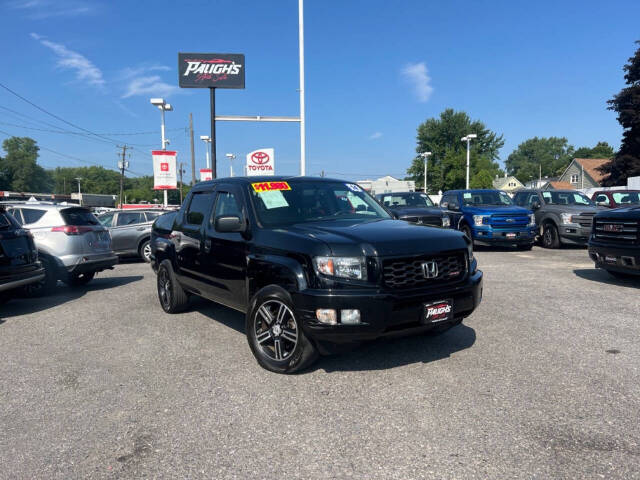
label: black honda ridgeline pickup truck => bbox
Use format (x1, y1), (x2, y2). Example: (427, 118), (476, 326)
(151, 177), (483, 373)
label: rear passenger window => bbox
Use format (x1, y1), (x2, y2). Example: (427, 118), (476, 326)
(186, 192), (215, 225)
(21, 209), (46, 224)
(7, 209), (23, 225)
(116, 212), (144, 226)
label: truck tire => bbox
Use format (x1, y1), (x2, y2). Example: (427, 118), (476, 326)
(157, 259), (189, 313)
(541, 222), (560, 249)
(246, 286), (318, 374)
(460, 224), (473, 243)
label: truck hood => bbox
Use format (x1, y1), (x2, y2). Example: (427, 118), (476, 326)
(595, 205), (640, 219)
(462, 205), (531, 215)
(389, 207), (445, 218)
(286, 219), (467, 257)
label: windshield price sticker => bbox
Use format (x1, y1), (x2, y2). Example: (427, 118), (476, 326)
(252, 181), (291, 193)
(346, 183), (362, 192)
(463, 193), (472, 199)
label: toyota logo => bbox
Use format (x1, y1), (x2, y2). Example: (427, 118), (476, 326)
(251, 151), (270, 165)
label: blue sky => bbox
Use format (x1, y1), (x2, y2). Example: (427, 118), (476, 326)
(1, 0), (638, 183)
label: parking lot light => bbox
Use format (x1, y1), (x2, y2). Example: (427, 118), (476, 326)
(461, 134), (478, 189)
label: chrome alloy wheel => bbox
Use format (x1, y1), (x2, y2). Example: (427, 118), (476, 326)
(142, 243), (152, 262)
(254, 300), (299, 361)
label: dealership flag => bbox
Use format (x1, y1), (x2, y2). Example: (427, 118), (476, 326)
(152, 150), (178, 190)
(246, 148), (275, 176)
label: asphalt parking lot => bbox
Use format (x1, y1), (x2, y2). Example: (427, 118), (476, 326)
(1, 247), (640, 479)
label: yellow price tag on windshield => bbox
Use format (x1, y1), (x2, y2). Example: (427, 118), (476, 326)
(251, 181), (291, 193)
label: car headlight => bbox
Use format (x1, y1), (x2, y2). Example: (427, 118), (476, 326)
(314, 256), (367, 280)
(528, 214), (535, 227)
(473, 215), (489, 226)
(442, 215), (451, 228)
(560, 213), (575, 225)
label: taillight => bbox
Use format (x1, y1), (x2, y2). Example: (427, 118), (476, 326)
(51, 225), (93, 235)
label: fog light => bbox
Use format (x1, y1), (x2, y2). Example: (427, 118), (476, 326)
(340, 309), (361, 324)
(316, 309), (337, 325)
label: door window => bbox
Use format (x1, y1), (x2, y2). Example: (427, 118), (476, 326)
(212, 192), (241, 221)
(21, 209), (46, 225)
(527, 194), (541, 207)
(7, 208), (23, 225)
(98, 212), (115, 227)
(116, 212), (144, 226)
(186, 192), (215, 225)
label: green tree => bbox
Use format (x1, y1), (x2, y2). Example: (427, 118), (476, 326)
(0, 137), (52, 192)
(470, 170), (494, 189)
(406, 109), (504, 193)
(505, 137), (574, 183)
(599, 41), (640, 186)
(574, 141), (615, 159)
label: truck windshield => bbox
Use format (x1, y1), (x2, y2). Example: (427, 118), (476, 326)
(462, 191), (514, 206)
(612, 192), (640, 204)
(250, 180), (390, 227)
(542, 191), (594, 206)
(379, 193), (434, 208)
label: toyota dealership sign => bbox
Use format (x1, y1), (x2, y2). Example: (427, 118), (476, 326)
(152, 150), (178, 190)
(246, 149), (275, 176)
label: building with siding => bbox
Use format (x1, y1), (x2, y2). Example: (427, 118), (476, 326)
(557, 158), (610, 189)
(492, 175), (524, 193)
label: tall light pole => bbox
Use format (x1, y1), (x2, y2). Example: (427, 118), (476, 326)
(200, 136), (211, 170)
(75, 177), (82, 205)
(461, 134), (477, 189)
(225, 153), (236, 177)
(299, 0), (306, 176)
(420, 152), (432, 193)
(150, 98), (173, 206)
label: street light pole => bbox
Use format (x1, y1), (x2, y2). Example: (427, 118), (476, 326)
(75, 177), (82, 205)
(461, 134), (477, 189)
(225, 153), (236, 177)
(150, 98), (173, 206)
(298, 0), (306, 176)
(420, 152), (432, 193)
(200, 136), (211, 170)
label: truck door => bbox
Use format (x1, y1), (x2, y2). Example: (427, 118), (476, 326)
(199, 186), (247, 311)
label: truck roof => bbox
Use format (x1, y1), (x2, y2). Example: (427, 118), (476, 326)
(192, 176), (349, 192)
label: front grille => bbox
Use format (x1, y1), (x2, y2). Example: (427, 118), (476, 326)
(572, 212), (596, 228)
(402, 215), (442, 227)
(593, 217), (640, 244)
(382, 252), (466, 288)
(489, 214), (529, 228)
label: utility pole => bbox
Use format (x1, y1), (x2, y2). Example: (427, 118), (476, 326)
(189, 113), (196, 185)
(117, 145), (129, 208)
(178, 162), (185, 203)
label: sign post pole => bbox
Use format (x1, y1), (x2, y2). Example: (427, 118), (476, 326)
(210, 87), (216, 179)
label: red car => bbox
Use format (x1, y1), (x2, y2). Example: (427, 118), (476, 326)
(591, 190), (640, 208)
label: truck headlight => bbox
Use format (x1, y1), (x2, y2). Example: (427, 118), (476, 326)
(560, 213), (575, 225)
(473, 215), (489, 226)
(442, 215), (451, 228)
(528, 214), (535, 227)
(314, 256), (367, 280)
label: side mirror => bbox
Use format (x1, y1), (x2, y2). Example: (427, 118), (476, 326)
(440, 202), (448, 209)
(531, 201), (540, 210)
(215, 215), (245, 233)
(449, 203), (460, 211)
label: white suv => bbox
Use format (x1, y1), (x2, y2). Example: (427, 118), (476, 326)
(7, 204), (118, 293)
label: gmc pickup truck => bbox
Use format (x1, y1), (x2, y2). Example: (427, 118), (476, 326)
(151, 177), (482, 373)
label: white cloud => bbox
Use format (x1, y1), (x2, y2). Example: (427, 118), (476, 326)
(119, 65), (171, 80)
(401, 62), (433, 102)
(369, 132), (383, 140)
(30, 33), (105, 87)
(121, 75), (179, 99)
(9, 0), (98, 19)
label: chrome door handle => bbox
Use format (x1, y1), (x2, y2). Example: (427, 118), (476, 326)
(204, 239), (212, 252)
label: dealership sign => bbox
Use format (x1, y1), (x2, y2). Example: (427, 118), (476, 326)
(152, 150), (177, 190)
(200, 169), (213, 182)
(178, 53), (245, 89)
(246, 148), (275, 176)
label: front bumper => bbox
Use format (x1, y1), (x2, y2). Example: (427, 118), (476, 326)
(588, 242), (640, 276)
(472, 226), (536, 246)
(0, 264), (45, 293)
(559, 225), (592, 245)
(293, 270), (483, 346)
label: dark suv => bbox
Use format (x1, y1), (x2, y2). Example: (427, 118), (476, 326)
(0, 206), (44, 302)
(513, 189), (604, 248)
(97, 209), (166, 262)
(152, 177), (482, 373)
(588, 206), (640, 278)
(375, 192), (450, 228)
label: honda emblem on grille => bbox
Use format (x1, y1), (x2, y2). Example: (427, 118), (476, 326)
(422, 260), (439, 279)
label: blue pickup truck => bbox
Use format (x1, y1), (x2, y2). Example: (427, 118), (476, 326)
(440, 189), (536, 250)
